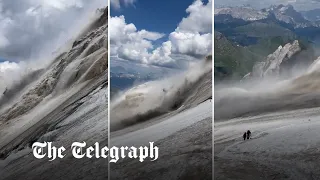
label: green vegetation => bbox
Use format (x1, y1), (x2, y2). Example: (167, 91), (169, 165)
(214, 31), (262, 80)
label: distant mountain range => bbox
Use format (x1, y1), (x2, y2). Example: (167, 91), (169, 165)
(301, 8), (320, 22)
(215, 4), (319, 80)
(215, 5), (320, 29)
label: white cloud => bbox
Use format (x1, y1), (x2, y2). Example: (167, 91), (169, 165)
(110, 16), (169, 65)
(43, 0), (84, 10)
(111, 0), (136, 10)
(170, 0), (212, 57)
(0, 61), (19, 73)
(0, 61), (21, 92)
(0, 0), (105, 61)
(110, 0), (212, 68)
(177, 0), (212, 34)
(169, 32), (212, 57)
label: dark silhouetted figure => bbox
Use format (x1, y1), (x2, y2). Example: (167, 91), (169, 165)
(247, 130), (251, 139)
(243, 132), (246, 141)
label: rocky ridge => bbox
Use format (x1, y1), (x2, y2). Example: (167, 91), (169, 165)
(243, 40), (301, 79)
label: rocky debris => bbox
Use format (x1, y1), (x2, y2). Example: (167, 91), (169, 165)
(244, 40), (301, 79)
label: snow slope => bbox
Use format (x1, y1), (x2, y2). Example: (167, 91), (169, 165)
(215, 107), (320, 180)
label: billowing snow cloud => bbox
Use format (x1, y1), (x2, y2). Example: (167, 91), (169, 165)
(110, 0), (212, 68)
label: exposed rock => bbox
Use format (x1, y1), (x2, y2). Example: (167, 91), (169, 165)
(244, 40), (301, 79)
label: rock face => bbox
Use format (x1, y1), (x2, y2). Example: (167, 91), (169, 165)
(245, 40), (301, 79)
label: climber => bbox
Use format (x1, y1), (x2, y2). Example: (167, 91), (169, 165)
(247, 130), (251, 139)
(243, 132), (246, 141)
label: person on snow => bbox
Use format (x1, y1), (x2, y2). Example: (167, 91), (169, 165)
(247, 130), (251, 139)
(243, 132), (246, 141)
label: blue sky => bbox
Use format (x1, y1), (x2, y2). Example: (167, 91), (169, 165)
(111, 0), (206, 35)
(110, 0), (212, 70)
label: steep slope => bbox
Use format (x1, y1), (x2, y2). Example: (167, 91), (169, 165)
(110, 56), (212, 131)
(110, 57), (212, 180)
(244, 40), (301, 79)
(0, 7), (108, 180)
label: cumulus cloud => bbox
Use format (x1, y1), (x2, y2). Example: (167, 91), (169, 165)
(110, 0), (212, 68)
(177, 0), (212, 34)
(169, 0), (212, 58)
(110, 16), (171, 66)
(169, 32), (212, 57)
(0, 61), (19, 73)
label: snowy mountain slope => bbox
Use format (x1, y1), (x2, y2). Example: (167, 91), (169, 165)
(110, 58), (212, 180)
(110, 57), (212, 131)
(0, 7), (108, 180)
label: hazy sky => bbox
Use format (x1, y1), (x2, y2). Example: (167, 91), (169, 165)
(0, 0), (106, 62)
(215, 0), (320, 11)
(0, 0), (106, 91)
